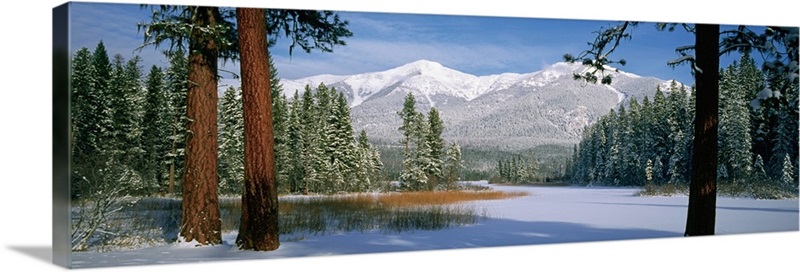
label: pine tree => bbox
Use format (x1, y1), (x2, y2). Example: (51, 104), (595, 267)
(286, 90), (305, 194)
(300, 86), (321, 194)
(91, 42), (114, 152)
(651, 88), (672, 173)
(70, 47), (102, 198)
(653, 156), (665, 185)
(180, 6), (225, 246)
(621, 98), (643, 185)
(164, 48), (188, 195)
(268, 54), (290, 193)
(781, 154), (795, 184)
(398, 92), (418, 158)
(92, 41), (111, 92)
(325, 90), (358, 192)
(591, 117), (608, 183)
(645, 159), (654, 185)
(425, 107), (445, 188)
(236, 8), (281, 250)
(769, 105), (797, 179)
(70, 48), (94, 154)
(753, 154), (767, 183)
(668, 130), (689, 184)
(356, 130), (382, 191)
(141, 65), (173, 193)
(397, 93), (431, 190)
(603, 109), (620, 184)
(218, 86), (244, 195)
(718, 61), (754, 183)
(443, 142), (463, 190)
(412, 112), (435, 190)
(109, 55), (145, 167)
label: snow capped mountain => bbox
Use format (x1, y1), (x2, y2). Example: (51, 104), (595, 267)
(284, 60), (531, 107)
(281, 60), (679, 150)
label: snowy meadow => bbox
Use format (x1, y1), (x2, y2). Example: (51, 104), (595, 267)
(71, 181), (799, 268)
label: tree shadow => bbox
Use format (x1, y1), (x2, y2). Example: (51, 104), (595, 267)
(247, 218), (685, 258)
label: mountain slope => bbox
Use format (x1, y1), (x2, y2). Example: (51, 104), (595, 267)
(282, 60), (680, 151)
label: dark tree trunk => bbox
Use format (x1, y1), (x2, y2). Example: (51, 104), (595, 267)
(685, 24), (720, 236)
(180, 6), (222, 245)
(235, 7), (280, 251)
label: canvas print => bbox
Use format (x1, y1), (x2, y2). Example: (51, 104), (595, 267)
(53, 1), (799, 269)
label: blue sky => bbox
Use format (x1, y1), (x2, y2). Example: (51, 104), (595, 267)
(69, 2), (769, 86)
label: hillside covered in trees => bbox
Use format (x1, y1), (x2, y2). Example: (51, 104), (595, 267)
(568, 53), (798, 198)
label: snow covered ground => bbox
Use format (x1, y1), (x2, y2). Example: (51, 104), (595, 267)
(69, 181), (799, 269)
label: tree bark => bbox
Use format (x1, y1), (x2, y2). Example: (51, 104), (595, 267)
(685, 24), (720, 236)
(235, 7), (280, 251)
(180, 6), (222, 245)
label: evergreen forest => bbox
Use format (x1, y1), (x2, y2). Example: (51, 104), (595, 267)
(70, 41), (387, 200)
(567, 53), (798, 197)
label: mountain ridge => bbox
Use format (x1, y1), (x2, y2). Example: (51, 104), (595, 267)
(280, 60), (683, 151)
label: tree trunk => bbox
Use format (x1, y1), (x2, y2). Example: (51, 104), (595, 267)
(685, 24), (720, 236)
(235, 7), (280, 251)
(180, 6), (222, 246)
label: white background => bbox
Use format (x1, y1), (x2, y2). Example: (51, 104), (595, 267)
(1, 0), (798, 271)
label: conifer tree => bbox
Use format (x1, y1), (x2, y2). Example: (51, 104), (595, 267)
(603, 110), (620, 183)
(621, 98), (643, 185)
(425, 107), (445, 188)
(286, 91), (305, 194)
(355, 130), (383, 191)
(668, 130), (689, 184)
(70, 47), (101, 198)
(300, 86), (321, 194)
(651, 88), (671, 169)
(90, 41), (115, 155)
(411, 112), (435, 190)
(443, 142), (463, 189)
(753, 154), (767, 183)
(718, 61), (754, 183)
(396, 93), (429, 190)
(268, 54), (290, 192)
(653, 156), (665, 185)
(398, 92), (418, 156)
(70, 48), (95, 156)
(218, 86), (244, 195)
(164, 49), (188, 195)
(645, 159), (654, 185)
(769, 106), (797, 179)
(109, 55), (145, 163)
(141, 65), (173, 193)
(781, 154), (795, 184)
(325, 90), (358, 192)
(92, 41), (111, 94)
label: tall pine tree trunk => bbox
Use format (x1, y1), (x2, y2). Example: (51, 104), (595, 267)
(180, 6), (222, 245)
(685, 24), (720, 236)
(235, 7), (280, 251)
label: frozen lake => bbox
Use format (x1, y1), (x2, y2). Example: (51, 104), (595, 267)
(71, 182), (799, 268)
